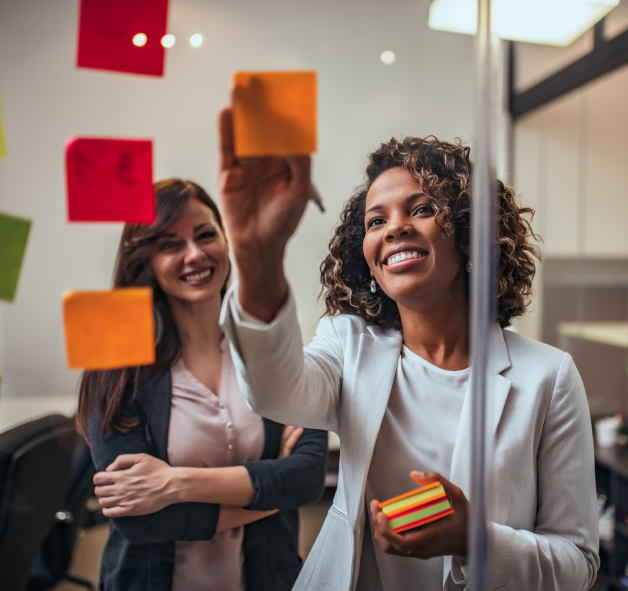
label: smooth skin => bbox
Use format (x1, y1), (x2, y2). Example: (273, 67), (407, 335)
(93, 197), (303, 533)
(218, 106), (469, 557)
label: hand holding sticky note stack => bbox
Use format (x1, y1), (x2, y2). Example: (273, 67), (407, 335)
(379, 481), (453, 534)
(231, 70), (324, 211)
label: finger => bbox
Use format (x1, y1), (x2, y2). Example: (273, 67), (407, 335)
(219, 106), (236, 171)
(106, 454), (143, 472)
(102, 506), (133, 519)
(97, 496), (122, 508)
(282, 427), (304, 456)
(93, 471), (118, 486)
(94, 485), (119, 498)
(281, 425), (299, 445)
(410, 470), (441, 485)
(286, 155), (311, 196)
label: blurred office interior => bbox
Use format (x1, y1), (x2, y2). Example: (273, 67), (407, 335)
(1, 0), (628, 589)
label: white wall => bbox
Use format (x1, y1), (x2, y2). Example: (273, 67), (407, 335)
(512, 1), (628, 340)
(0, 0), (476, 406)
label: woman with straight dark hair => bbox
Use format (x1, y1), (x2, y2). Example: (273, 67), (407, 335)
(216, 107), (599, 591)
(78, 179), (327, 591)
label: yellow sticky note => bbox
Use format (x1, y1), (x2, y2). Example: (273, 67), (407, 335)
(0, 84), (6, 158)
(233, 71), (317, 157)
(63, 288), (155, 370)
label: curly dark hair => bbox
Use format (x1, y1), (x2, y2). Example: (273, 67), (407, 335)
(320, 136), (540, 329)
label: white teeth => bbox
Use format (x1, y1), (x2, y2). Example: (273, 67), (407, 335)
(183, 269), (212, 282)
(387, 251), (423, 265)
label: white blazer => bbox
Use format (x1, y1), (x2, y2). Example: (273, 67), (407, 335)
(220, 284), (599, 591)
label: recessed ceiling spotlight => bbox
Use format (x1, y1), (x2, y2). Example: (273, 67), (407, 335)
(161, 34), (175, 48)
(132, 33), (147, 47)
(190, 34), (203, 47)
(380, 50), (396, 65)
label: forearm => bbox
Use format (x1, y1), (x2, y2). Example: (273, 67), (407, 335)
(449, 525), (598, 591)
(216, 505), (277, 533)
(171, 465), (256, 507)
(235, 250), (288, 322)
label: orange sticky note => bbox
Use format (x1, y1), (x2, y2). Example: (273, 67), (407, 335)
(233, 71), (317, 157)
(63, 288), (155, 370)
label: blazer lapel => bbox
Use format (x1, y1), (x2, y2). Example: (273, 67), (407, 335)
(450, 325), (512, 509)
(341, 328), (402, 528)
(136, 371), (173, 461)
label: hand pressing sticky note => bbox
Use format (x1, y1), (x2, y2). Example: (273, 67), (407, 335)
(77, 0), (169, 77)
(233, 71), (317, 157)
(66, 137), (155, 223)
(0, 212), (32, 302)
(63, 288), (155, 370)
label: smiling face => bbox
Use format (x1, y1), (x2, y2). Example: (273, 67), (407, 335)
(363, 167), (466, 311)
(148, 197), (229, 306)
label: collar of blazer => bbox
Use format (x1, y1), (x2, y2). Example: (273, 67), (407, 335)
(342, 322), (512, 530)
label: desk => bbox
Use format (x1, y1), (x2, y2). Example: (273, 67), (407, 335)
(595, 445), (628, 589)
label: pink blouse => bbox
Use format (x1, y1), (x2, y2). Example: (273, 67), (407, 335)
(167, 338), (265, 591)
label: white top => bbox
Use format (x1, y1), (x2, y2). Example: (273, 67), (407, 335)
(357, 346), (469, 591)
(167, 339), (265, 591)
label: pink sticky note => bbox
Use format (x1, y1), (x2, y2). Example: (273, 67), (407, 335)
(65, 137), (155, 223)
(76, 0), (169, 77)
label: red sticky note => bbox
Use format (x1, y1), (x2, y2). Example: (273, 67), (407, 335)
(77, 0), (169, 77)
(233, 71), (317, 157)
(65, 137), (155, 223)
(63, 288), (155, 370)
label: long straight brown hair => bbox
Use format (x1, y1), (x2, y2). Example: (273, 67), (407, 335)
(77, 179), (229, 439)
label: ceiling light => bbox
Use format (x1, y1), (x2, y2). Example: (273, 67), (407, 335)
(381, 50), (396, 64)
(132, 33), (147, 47)
(161, 34), (175, 48)
(428, 0), (619, 46)
(190, 34), (203, 47)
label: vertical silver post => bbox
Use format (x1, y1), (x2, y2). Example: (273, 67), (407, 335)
(469, 0), (498, 590)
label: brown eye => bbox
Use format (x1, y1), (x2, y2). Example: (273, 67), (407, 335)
(158, 240), (177, 251)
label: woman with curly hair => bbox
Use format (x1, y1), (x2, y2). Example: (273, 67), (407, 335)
(217, 108), (599, 591)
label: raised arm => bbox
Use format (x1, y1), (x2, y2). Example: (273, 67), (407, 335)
(217, 107), (312, 323)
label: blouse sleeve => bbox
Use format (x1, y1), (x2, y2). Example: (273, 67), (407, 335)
(87, 396), (221, 545)
(242, 427), (328, 512)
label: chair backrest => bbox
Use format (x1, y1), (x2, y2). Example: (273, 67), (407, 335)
(27, 434), (98, 591)
(0, 414), (76, 591)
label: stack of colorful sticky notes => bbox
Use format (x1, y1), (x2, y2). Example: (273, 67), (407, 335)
(379, 482), (453, 534)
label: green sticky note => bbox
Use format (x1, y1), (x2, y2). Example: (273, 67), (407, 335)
(0, 213), (31, 302)
(0, 85), (6, 158)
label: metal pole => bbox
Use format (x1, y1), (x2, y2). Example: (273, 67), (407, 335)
(469, 0), (498, 589)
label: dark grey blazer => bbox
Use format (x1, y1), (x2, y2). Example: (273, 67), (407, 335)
(88, 370), (328, 591)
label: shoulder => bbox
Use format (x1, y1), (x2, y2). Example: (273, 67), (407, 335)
(502, 329), (580, 387)
(502, 329), (565, 366)
(317, 313), (398, 341)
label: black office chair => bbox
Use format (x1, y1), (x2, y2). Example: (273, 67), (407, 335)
(0, 414), (76, 591)
(27, 433), (99, 591)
